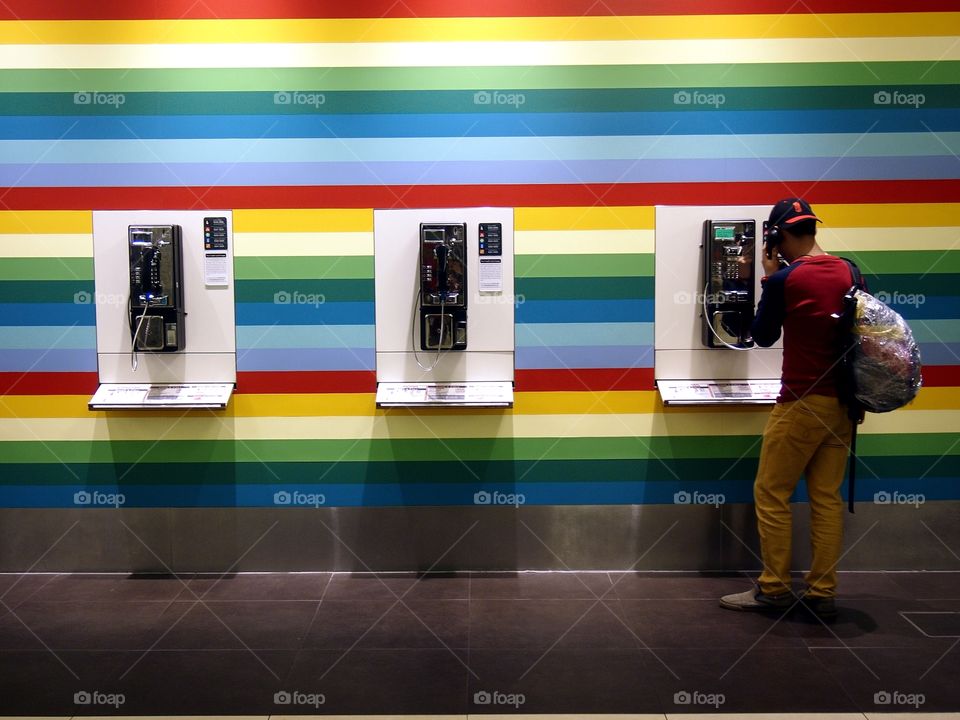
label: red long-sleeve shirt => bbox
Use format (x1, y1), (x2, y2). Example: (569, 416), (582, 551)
(752, 254), (860, 402)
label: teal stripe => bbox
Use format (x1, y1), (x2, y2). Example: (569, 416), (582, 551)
(235, 279), (372, 303)
(1, 86), (959, 115)
(0, 326), (95, 350)
(517, 322), (652, 347)
(5, 132), (960, 164)
(910, 319), (960, 344)
(236, 325), (374, 349)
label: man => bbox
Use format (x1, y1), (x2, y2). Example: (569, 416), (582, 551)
(720, 198), (857, 619)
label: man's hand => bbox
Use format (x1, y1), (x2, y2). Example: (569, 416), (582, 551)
(761, 247), (782, 277)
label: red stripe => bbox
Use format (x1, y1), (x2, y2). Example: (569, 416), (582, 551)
(0, 371), (98, 396)
(4, 180), (960, 211)
(516, 368), (655, 392)
(236, 370), (375, 394)
(1, 0), (951, 20)
(1, 367), (957, 396)
(919, 365), (960, 388)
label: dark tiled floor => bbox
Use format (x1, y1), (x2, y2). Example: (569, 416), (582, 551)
(0, 570), (957, 715)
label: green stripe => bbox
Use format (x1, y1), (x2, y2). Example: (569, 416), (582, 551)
(845, 251), (960, 275)
(870, 274), (960, 297)
(0, 258), (93, 281)
(3, 85), (958, 115)
(2, 63), (958, 92)
(517, 254), (652, 278)
(1, 455), (957, 485)
(234, 256), (373, 280)
(4, 434), (956, 464)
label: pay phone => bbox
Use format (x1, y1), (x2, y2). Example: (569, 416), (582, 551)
(701, 219), (755, 349)
(128, 224), (185, 353)
(419, 223), (467, 351)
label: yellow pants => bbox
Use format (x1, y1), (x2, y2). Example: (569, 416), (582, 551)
(754, 394), (853, 598)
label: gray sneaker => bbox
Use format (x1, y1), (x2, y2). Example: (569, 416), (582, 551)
(719, 588), (793, 612)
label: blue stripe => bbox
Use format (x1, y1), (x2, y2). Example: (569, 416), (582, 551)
(0, 477), (954, 508)
(518, 300), (652, 324)
(236, 323), (653, 349)
(4, 155), (959, 186)
(0, 304), (94, 326)
(1, 110), (958, 140)
(0, 348), (96, 372)
(4, 133), (959, 163)
(235, 302), (374, 325)
(916, 343), (960, 365)
(516, 345), (653, 369)
(237, 347), (375, 371)
(1, 299), (953, 328)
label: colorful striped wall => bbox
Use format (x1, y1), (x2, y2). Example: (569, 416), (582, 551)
(1, 1), (958, 508)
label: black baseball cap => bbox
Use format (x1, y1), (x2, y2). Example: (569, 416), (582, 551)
(769, 198), (821, 229)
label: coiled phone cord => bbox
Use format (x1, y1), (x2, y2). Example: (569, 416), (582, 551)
(702, 283), (753, 352)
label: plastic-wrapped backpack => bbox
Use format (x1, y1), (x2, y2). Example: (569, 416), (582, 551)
(835, 260), (922, 513)
(837, 266), (922, 414)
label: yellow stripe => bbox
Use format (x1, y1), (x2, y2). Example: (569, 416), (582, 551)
(233, 209), (372, 233)
(1, 14), (956, 44)
(2, 388), (957, 421)
(517, 206), (654, 231)
(8, 38), (956, 70)
(2, 409), (958, 442)
(0, 234), (92, 258)
(0, 211), (91, 234)
(517, 229), (654, 255)
(0, 207), (953, 238)
(235, 232), (373, 257)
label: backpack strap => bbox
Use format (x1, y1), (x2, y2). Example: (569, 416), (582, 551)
(838, 258), (866, 512)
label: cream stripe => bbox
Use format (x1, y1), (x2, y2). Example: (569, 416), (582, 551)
(820, 227), (960, 253)
(517, 229), (652, 255)
(0, 234), (92, 258)
(4, 38), (958, 69)
(2, 410), (957, 442)
(235, 232), (373, 257)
